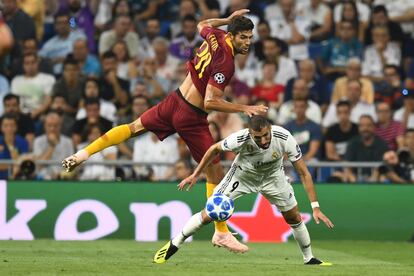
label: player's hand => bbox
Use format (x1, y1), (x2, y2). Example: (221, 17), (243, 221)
(243, 105), (269, 117)
(312, 208), (334, 229)
(178, 174), (198, 191)
(228, 9), (250, 20)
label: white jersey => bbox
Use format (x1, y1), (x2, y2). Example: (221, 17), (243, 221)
(220, 125), (302, 178)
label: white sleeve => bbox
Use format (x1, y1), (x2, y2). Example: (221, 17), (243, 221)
(285, 134), (302, 162)
(220, 131), (248, 152)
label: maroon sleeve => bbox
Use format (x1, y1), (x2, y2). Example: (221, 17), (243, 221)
(200, 26), (226, 39)
(207, 52), (234, 91)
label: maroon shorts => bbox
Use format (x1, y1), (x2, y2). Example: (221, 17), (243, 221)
(141, 89), (218, 163)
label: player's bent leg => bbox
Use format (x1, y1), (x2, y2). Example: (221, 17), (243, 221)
(282, 206), (332, 266)
(62, 118), (147, 172)
(153, 211), (212, 264)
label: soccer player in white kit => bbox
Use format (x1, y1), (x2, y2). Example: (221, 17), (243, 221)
(154, 115), (334, 265)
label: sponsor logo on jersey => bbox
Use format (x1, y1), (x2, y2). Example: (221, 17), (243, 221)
(214, 73), (225, 84)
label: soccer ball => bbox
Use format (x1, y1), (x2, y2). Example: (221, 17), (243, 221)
(205, 193), (234, 221)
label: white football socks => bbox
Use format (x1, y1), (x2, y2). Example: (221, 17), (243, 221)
(290, 221), (313, 263)
(172, 212), (204, 247)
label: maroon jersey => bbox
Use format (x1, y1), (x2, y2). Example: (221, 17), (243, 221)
(187, 27), (235, 98)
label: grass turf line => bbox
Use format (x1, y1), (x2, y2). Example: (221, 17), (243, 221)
(0, 240), (413, 276)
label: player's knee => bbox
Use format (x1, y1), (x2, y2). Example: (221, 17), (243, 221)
(128, 119), (145, 136)
(284, 213), (301, 225)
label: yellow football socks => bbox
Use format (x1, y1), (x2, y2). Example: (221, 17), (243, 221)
(84, 124), (132, 156)
(206, 182), (229, 233)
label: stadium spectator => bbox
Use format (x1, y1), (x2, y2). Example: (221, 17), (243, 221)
(375, 102), (405, 151)
(39, 11), (86, 75)
(284, 59), (329, 111)
(197, 0), (221, 21)
(174, 159), (193, 181)
(78, 124), (117, 180)
(379, 129), (414, 183)
(71, 97), (113, 147)
(266, 0), (311, 61)
(323, 79), (376, 128)
(117, 95), (151, 160)
(3, 0), (36, 58)
(335, 0), (368, 42)
(262, 37), (297, 86)
(324, 100), (359, 161)
(59, 0), (95, 53)
(112, 40), (135, 81)
(0, 74), (10, 115)
(344, 115), (388, 182)
(98, 51), (130, 108)
(168, 0), (198, 39)
(170, 61), (189, 91)
(0, 94), (35, 150)
(393, 89), (414, 129)
(152, 37), (180, 81)
(405, 59), (414, 90)
(10, 52), (56, 118)
(76, 78), (117, 123)
(133, 133), (179, 181)
(234, 53), (259, 88)
(0, 114), (29, 179)
(72, 39), (101, 77)
(364, 5), (404, 46)
(18, 0), (45, 41)
(49, 95), (75, 137)
(139, 18), (161, 58)
(224, 0), (263, 20)
(34, 112), (73, 180)
(130, 56), (170, 103)
(253, 20), (271, 61)
(374, 65), (404, 110)
(284, 98), (322, 161)
(170, 15), (203, 61)
(9, 38), (54, 77)
(362, 26), (401, 83)
(278, 79), (322, 125)
(251, 62), (284, 109)
(223, 77), (252, 106)
(93, 0), (115, 31)
(296, 0), (332, 43)
(99, 14), (142, 59)
(331, 58), (374, 104)
(318, 21), (363, 81)
(51, 56), (86, 116)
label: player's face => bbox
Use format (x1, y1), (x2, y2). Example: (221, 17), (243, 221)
(250, 126), (271, 149)
(231, 30), (253, 55)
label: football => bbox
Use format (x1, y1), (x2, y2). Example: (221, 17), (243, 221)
(205, 193), (234, 221)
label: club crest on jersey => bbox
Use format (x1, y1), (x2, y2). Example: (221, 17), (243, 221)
(272, 152), (278, 159)
(214, 73), (225, 84)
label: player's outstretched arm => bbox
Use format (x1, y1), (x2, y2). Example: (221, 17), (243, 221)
(197, 8), (250, 32)
(204, 84), (268, 116)
(178, 142), (223, 191)
(293, 159), (334, 229)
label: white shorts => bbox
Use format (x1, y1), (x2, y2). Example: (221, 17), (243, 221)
(213, 165), (298, 212)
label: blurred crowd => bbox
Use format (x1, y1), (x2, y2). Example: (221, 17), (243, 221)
(0, 0), (414, 183)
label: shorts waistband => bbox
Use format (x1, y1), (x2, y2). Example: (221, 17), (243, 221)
(175, 89), (208, 116)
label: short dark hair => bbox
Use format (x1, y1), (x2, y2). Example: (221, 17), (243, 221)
(84, 97), (100, 107)
(54, 11), (70, 21)
(336, 100), (351, 109)
(101, 50), (117, 60)
(3, 94), (20, 105)
(182, 14), (197, 24)
(132, 95), (151, 106)
(23, 52), (38, 61)
(258, 19), (270, 28)
(63, 55), (79, 69)
(248, 115), (271, 132)
(373, 5), (388, 16)
(2, 113), (18, 125)
(227, 16), (254, 35)
(359, 114), (375, 124)
(405, 128), (414, 135)
(383, 64), (399, 73)
(264, 37), (288, 54)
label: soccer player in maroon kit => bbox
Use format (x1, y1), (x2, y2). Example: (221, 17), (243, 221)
(63, 9), (268, 253)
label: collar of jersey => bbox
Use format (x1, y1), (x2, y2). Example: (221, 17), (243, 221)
(225, 35), (234, 56)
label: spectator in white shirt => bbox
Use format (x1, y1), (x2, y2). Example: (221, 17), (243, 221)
(278, 79), (322, 125)
(267, 0), (311, 60)
(11, 53), (55, 119)
(152, 37), (180, 81)
(393, 90), (414, 129)
(323, 79), (376, 128)
(362, 26), (401, 83)
(262, 37), (297, 86)
(296, 0), (333, 42)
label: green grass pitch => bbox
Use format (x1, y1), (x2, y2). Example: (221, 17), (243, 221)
(0, 240), (413, 275)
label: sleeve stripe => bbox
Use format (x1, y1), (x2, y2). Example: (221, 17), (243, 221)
(272, 131), (288, 139)
(273, 134), (288, 141)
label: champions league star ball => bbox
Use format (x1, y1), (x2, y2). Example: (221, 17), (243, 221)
(205, 193), (234, 221)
